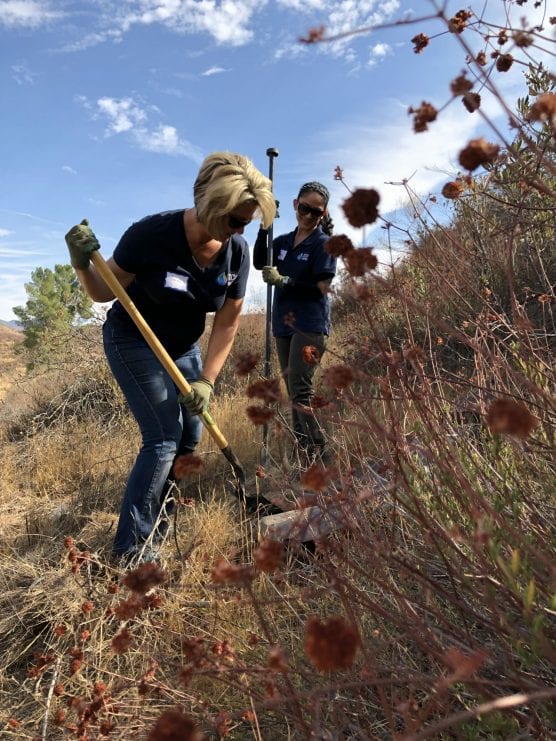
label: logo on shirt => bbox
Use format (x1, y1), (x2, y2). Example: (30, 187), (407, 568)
(217, 272), (237, 286)
(297, 253), (309, 261)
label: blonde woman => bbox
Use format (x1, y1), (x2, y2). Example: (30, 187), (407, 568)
(65, 152), (275, 564)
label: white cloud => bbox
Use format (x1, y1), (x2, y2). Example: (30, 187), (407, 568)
(97, 96), (148, 135)
(0, 0), (62, 28)
(81, 95), (203, 162)
(201, 66), (229, 77)
(62, 165), (77, 175)
(11, 62), (37, 85)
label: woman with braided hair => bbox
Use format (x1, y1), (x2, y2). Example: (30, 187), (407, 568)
(253, 181), (337, 465)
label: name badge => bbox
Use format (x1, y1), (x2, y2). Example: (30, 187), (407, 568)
(164, 273), (189, 292)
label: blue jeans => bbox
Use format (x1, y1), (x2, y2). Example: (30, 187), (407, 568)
(103, 315), (202, 556)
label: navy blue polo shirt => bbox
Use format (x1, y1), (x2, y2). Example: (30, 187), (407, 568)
(271, 226), (336, 337)
(108, 209), (249, 358)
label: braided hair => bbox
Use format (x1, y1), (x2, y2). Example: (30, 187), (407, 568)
(297, 181), (334, 236)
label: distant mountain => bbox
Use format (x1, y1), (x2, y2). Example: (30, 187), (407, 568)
(0, 319), (22, 331)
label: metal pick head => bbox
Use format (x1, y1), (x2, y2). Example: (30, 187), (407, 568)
(266, 147), (279, 158)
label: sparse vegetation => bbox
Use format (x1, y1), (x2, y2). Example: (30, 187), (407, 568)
(1, 5), (554, 740)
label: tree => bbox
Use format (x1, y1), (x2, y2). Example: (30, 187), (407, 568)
(13, 264), (94, 369)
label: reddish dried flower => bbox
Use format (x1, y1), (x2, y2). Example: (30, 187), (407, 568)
(81, 600), (94, 614)
(64, 535), (75, 549)
(211, 557), (254, 585)
(311, 394), (330, 409)
(302, 345), (320, 366)
(111, 628), (133, 655)
(442, 181), (464, 199)
(69, 658), (82, 675)
(475, 50), (487, 65)
(99, 719), (115, 735)
(496, 53), (514, 72)
(512, 30), (533, 47)
(147, 709), (204, 741)
(107, 581), (119, 594)
(411, 33), (429, 53)
(214, 711), (233, 738)
(459, 138), (499, 171)
(409, 101), (438, 132)
(448, 9), (472, 33)
(80, 629), (91, 642)
(267, 645), (289, 673)
(8, 718), (21, 729)
(301, 463), (333, 492)
(235, 351), (260, 376)
(537, 293), (552, 304)
(299, 25), (326, 44)
(486, 398), (537, 439)
(54, 709), (66, 726)
(255, 465), (266, 479)
(53, 682), (65, 696)
(462, 92), (481, 112)
(333, 166), (344, 182)
(123, 562), (166, 594)
(342, 188), (380, 227)
(304, 615), (361, 671)
(144, 592), (164, 609)
(246, 405), (274, 425)
(53, 624), (67, 637)
(325, 234), (354, 257)
(403, 344), (425, 363)
(246, 378), (282, 402)
(247, 633), (260, 646)
(497, 28), (509, 45)
(443, 647), (487, 678)
(323, 364), (356, 390)
(254, 539), (283, 573)
(344, 247), (378, 276)
(173, 453), (204, 479)
(528, 93), (556, 128)
(450, 73), (473, 95)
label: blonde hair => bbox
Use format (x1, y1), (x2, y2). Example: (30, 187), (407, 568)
(194, 152), (276, 239)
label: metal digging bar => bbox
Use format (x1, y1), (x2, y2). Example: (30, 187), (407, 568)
(90, 250), (248, 502)
(261, 146), (279, 466)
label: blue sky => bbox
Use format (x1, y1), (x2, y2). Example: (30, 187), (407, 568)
(0, 0), (551, 321)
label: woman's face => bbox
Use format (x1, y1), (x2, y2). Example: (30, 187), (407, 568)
(293, 191), (327, 231)
(216, 200), (259, 242)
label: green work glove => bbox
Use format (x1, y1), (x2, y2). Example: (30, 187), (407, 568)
(64, 218), (100, 270)
(179, 377), (214, 416)
(262, 265), (290, 288)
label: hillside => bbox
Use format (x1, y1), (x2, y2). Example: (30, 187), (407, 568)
(0, 325), (24, 401)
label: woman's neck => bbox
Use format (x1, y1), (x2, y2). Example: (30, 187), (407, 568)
(294, 225), (316, 246)
(184, 208), (222, 266)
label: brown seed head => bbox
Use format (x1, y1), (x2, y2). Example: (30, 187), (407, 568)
(496, 53), (514, 72)
(123, 562), (167, 594)
(448, 10), (472, 33)
(459, 138), (499, 170)
(409, 101), (437, 132)
(411, 33), (429, 53)
(246, 405), (274, 425)
(344, 247), (378, 277)
(173, 453), (204, 479)
(235, 351), (260, 376)
(246, 377), (282, 402)
(333, 165), (344, 181)
(528, 93), (556, 129)
(147, 709), (204, 741)
(323, 364), (356, 390)
(486, 398), (537, 439)
(211, 557), (254, 584)
(442, 181), (464, 199)
(497, 28), (509, 45)
(325, 234), (354, 257)
(512, 30), (533, 47)
(301, 463), (333, 492)
(462, 92), (481, 112)
(302, 345), (320, 366)
(304, 615), (361, 671)
(267, 645), (289, 673)
(299, 25), (326, 44)
(254, 539), (284, 573)
(475, 51), (487, 65)
(451, 73), (473, 95)
(342, 188), (380, 227)
(111, 628), (133, 655)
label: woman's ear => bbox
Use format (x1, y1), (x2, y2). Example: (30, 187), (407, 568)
(293, 198), (298, 211)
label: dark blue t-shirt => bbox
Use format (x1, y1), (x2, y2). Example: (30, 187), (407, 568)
(271, 226), (336, 337)
(108, 209), (249, 357)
